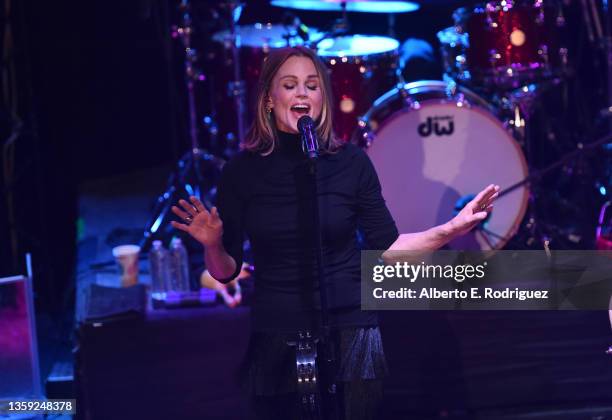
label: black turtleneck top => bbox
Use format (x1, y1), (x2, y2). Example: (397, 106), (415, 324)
(216, 131), (399, 332)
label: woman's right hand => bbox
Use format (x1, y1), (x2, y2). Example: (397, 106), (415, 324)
(170, 196), (223, 248)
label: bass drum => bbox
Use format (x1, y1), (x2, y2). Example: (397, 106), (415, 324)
(358, 81), (529, 250)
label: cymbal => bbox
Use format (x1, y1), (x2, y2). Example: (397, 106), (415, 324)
(270, 0), (420, 13)
(213, 23), (324, 48)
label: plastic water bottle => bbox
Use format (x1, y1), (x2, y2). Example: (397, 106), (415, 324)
(149, 240), (169, 301)
(169, 237), (191, 293)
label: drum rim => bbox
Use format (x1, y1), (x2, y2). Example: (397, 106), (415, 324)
(360, 80), (530, 250)
(270, 0), (420, 14)
(361, 80), (493, 122)
(317, 35), (400, 59)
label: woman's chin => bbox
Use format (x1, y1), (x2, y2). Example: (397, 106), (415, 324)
(275, 115), (303, 134)
(280, 122), (299, 134)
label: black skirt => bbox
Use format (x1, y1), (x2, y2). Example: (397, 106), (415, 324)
(239, 326), (388, 397)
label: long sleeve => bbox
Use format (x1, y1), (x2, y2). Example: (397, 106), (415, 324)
(355, 149), (399, 250)
(213, 157), (245, 282)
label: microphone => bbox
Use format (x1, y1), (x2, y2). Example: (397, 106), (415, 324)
(297, 116), (319, 159)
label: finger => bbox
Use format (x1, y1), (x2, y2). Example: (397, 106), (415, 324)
(473, 185), (499, 211)
(179, 199), (198, 216)
(478, 185), (498, 205)
(471, 207), (492, 224)
(171, 205), (190, 220)
(170, 220), (190, 232)
(210, 206), (220, 220)
(476, 193), (498, 212)
(483, 192), (499, 207)
(472, 184), (495, 204)
(189, 196), (208, 214)
(484, 185), (500, 202)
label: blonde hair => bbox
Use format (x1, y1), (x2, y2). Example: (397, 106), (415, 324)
(243, 46), (341, 155)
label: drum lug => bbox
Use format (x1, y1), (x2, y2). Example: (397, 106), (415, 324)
(509, 105), (526, 141)
(444, 80), (470, 108)
(456, 54), (467, 72)
(485, 7), (497, 30)
(227, 80), (246, 98)
(395, 83), (416, 110)
(559, 47), (569, 68)
(357, 119), (375, 148)
(445, 79), (458, 97)
(538, 44), (550, 67)
(454, 92), (470, 108)
(486, 16), (497, 30)
(489, 49), (501, 68)
(535, 9), (545, 26)
(404, 96), (420, 110)
(556, 5), (566, 27)
(202, 116), (219, 137)
(397, 82), (408, 99)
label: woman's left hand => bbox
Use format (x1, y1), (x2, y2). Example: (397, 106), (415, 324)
(447, 184), (500, 237)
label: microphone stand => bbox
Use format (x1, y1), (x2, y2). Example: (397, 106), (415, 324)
(292, 120), (340, 419)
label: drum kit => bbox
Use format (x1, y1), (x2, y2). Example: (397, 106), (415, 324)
(142, 0), (612, 252)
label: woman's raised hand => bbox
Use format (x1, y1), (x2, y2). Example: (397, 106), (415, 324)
(171, 196), (223, 247)
(448, 184), (500, 237)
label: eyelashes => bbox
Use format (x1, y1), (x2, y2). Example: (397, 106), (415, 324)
(283, 84), (319, 91)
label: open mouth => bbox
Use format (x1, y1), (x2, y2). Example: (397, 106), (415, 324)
(290, 104), (310, 116)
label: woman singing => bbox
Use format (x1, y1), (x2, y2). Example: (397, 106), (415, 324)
(171, 46), (499, 420)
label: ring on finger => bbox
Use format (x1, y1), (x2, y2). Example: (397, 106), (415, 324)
(184, 215), (193, 224)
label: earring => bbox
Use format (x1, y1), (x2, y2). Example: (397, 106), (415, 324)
(266, 97), (272, 113)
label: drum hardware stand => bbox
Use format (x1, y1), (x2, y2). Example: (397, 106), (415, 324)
(387, 13), (396, 38)
(313, 17), (350, 50)
(313, 1), (351, 48)
(493, 78), (564, 248)
(219, 0), (247, 153)
(581, 0), (612, 131)
(281, 12), (312, 45)
(483, 132), (612, 249)
(497, 79), (561, 149)
(140, 0), (223, 249)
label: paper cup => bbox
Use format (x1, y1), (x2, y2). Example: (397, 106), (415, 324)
(112, 244), (141, 287)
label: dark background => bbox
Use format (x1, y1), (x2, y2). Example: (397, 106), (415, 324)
(0, 2), (611, 418)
